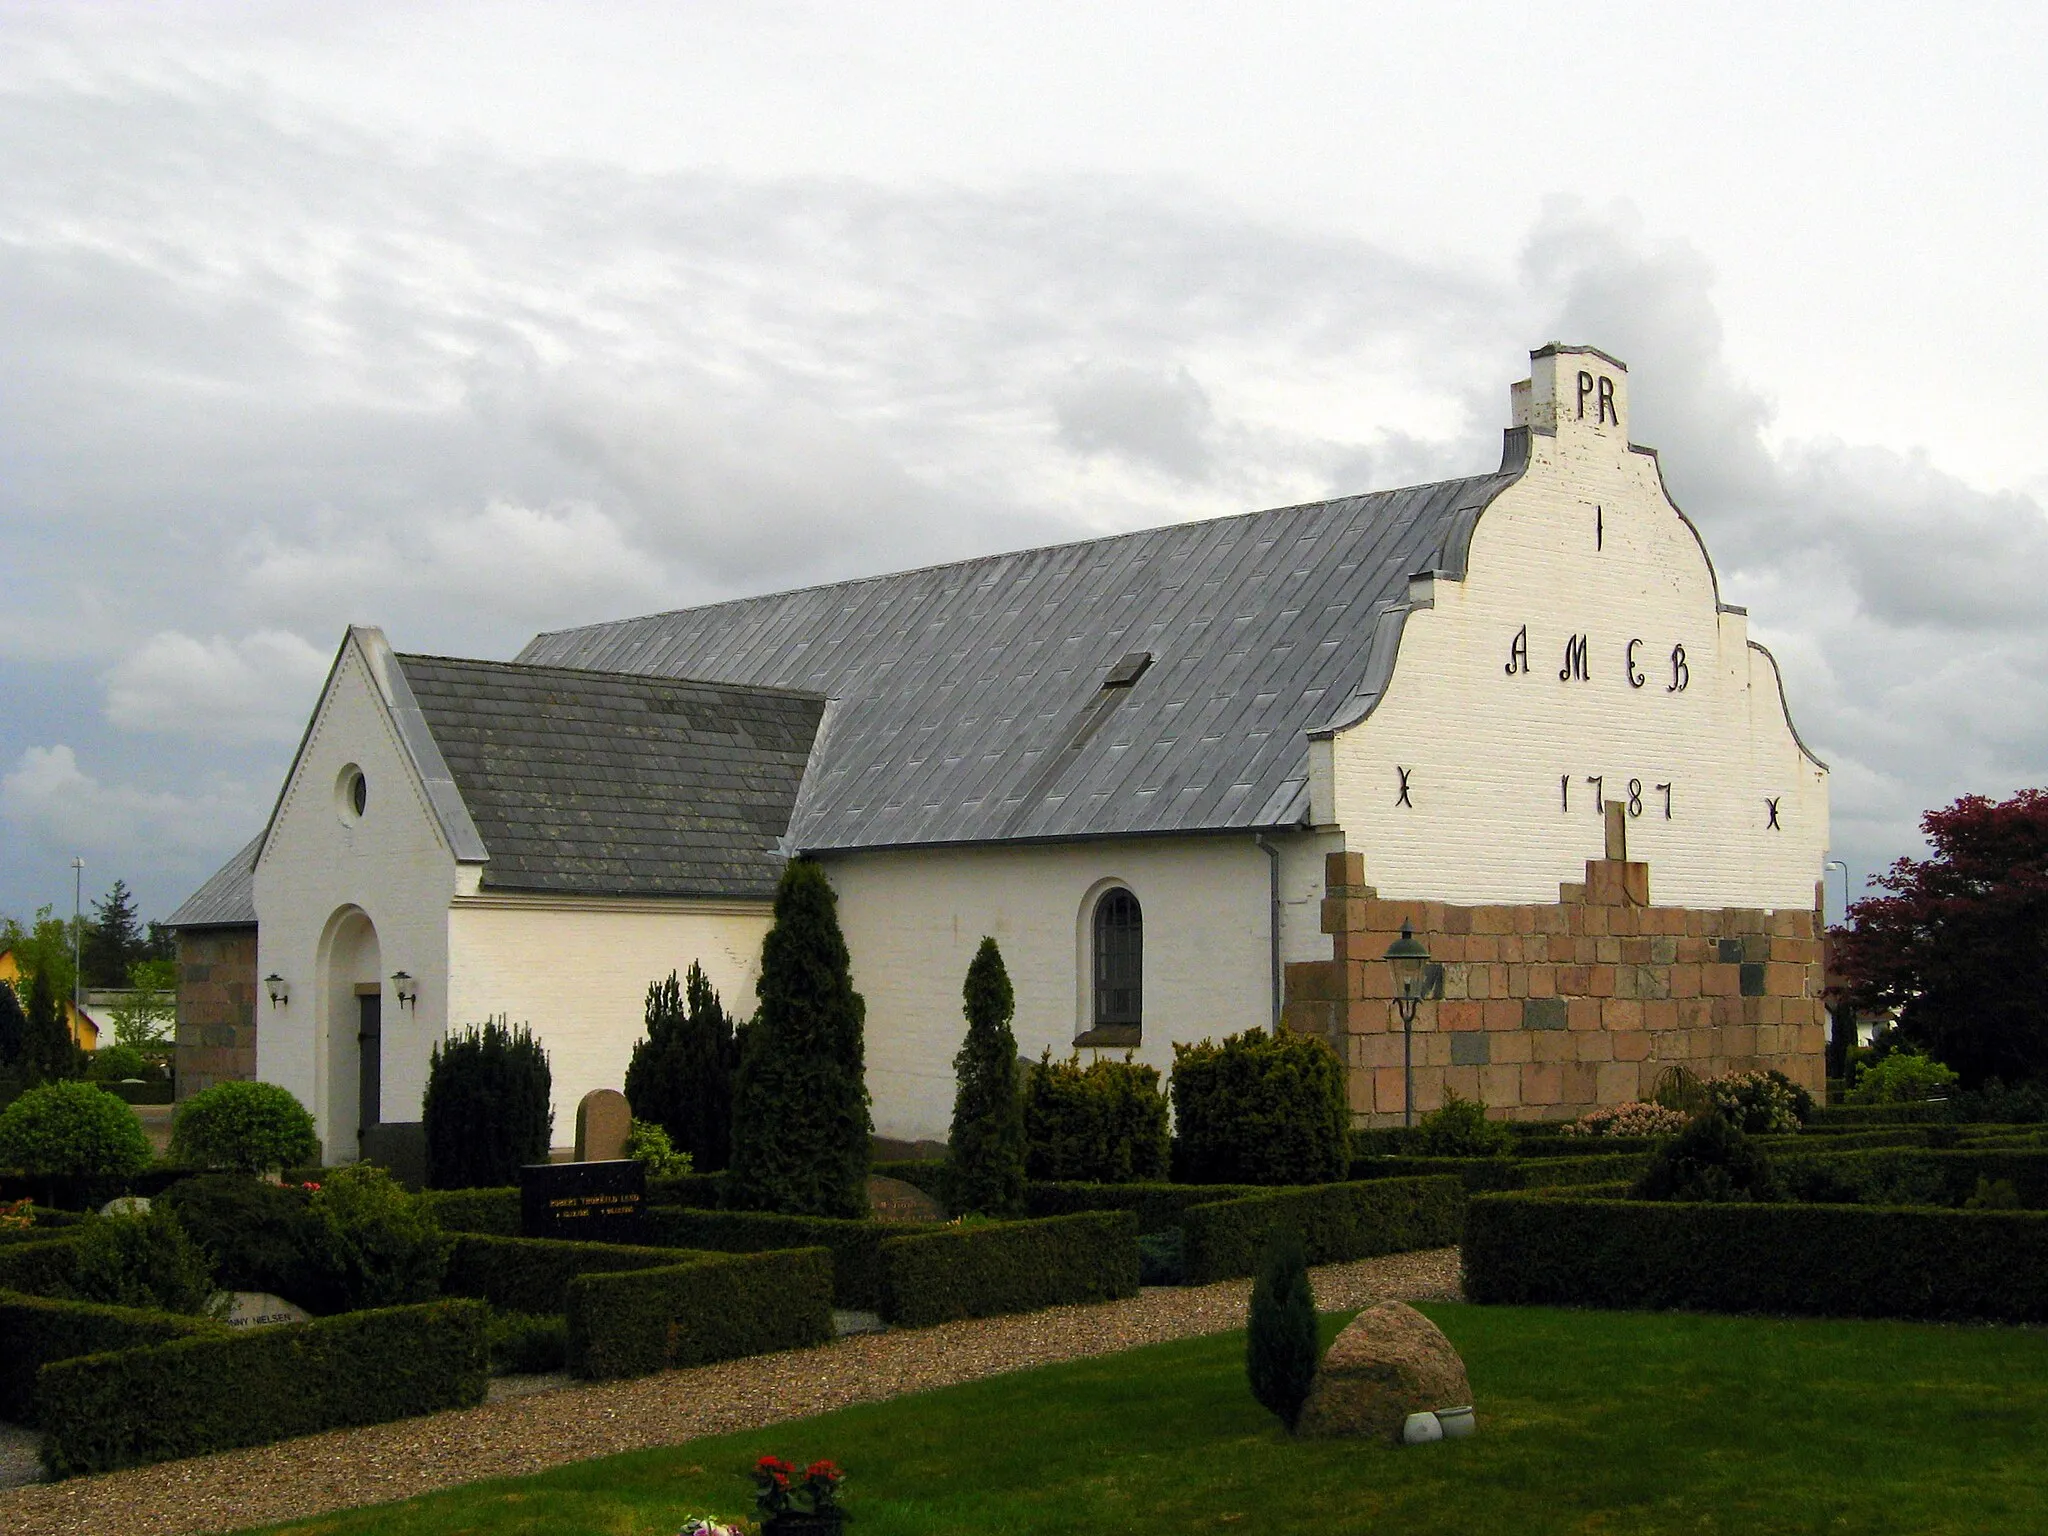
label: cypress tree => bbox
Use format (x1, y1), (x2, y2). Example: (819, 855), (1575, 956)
(945, 937), (1026, 1215)
(625, 962), (740, 1171)
(21, 965), (81, 1083)
(0, 980), (27, 1071)
(422, 1017), (554, 1188)
(726, 859), (871, 1217)
(1246, 1225), (1320, 1431)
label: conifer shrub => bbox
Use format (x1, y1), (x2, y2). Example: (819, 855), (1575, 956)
(169, 1081), (319, 1174)
(0, 1079), (151, 1180)
(726, 861), (871, 1219)
(1170, 1028), (1348, 1185)
(296, 1163), (452, 1313)
(422, 1017), (553, 1190)
(625, 964), (740, 1171)
(945, 938), (1026, 1216)
(1246, 1226), (1319, 1431)
(1632, 1114), (1781, 1203)
(17, 966), (83, 1084)
(1021, 1051), (1170, 1183)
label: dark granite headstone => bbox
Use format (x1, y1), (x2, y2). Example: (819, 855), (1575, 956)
(519, 1159), (647, 1243)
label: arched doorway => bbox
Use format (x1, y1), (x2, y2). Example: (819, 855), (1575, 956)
(319, 907), (382, 1158)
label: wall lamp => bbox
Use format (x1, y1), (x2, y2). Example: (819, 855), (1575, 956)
(1385, 922), (1446, 1129)
(391, 971), (418, 1011)
(264, 973), (290, 1008)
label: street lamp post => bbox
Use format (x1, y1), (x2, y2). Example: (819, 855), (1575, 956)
(1384, 922), (1446, 1128)
(1823, 859), (1850, 924)
(70, 857), (84, 1025)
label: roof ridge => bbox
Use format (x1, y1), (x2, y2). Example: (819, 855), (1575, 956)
(526, 468), (1515, 641)
(392, 650), (828, 700)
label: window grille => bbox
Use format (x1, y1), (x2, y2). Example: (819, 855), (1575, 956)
(1093, 888), (1142, 1029)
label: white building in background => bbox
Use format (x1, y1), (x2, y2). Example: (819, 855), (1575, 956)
(173, 345), (1829, 1158)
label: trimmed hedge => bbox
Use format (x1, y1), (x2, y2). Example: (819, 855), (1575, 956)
(1778, 1147), (2048, 1208)
(1463, 1192), (2048, 1323)
(37, 1298), (490, 1477)
(417, 1185), (520, 1236)
(1807, 1102), (1951, 1126)
(0, 1235), (82, 1297)
(1022, 1180), (1264, 1234)
(444, 1233), (719, 1315)
(880, 1211), (1139, 1326)
(566, 1247), (834, 1379)
(0, 1290), (222, 1423)
(1349, 1155), (1648, 1192)
(642, 1206), (887, 1309)
(647, 1171), (725, 1208)
(1180, 1176), (1464, 1285)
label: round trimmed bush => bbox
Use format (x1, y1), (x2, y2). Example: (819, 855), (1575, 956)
(0, 1080), (151, 1179)
(87, 1043), (150, 1083)
(170, 1081), (320, 1173)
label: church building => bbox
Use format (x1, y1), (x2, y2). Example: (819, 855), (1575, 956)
(171, 345), (1831, 1162)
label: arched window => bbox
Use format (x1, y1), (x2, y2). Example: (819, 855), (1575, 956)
(1092, 887), (1143, 1036)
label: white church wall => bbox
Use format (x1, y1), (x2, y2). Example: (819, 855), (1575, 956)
(821, 835), (1281, 1142)
(1327, 348), (1827, 912)
(252, 639), (462, 1164)
(444, 894), (773, 1147)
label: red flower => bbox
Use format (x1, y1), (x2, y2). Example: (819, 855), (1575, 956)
(805, 1461), (842, 1482)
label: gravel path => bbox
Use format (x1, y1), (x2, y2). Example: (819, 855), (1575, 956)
(0, 1247), (1461, 1536)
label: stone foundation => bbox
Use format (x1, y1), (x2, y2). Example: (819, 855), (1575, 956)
(1281, 839), (1826, 1127)
(174, 926), (258, 1101)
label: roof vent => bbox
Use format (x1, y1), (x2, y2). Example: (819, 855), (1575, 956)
(1102, 651), (1153, 689)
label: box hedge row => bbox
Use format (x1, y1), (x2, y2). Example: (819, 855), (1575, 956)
(1021, 1180), (1265, 1234)
(642, 1206), (888, 1309)
(0, 1290), (223, 1423)
(1778, 1147), (2048, 1207)
(416, 1185), (521, 1236)
(879, 1210), (1139, 1326)
(1180, 1176), (1464, 1285)
(36, 1298), (490, 1477)
(1462, 1192), (2048, 1323)
(1348, 1154), (1647, 1192)
(0, 1236), (82, 1297)
(443, 1233), (719, 1315)
(566, 1247), (834, 1380)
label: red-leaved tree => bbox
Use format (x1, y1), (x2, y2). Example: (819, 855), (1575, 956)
(1831, 788), (2048, 1086)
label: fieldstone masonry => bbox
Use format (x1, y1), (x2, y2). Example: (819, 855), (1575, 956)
(1282, 830), (1827, 1126)
(174, 927), (259, 1101)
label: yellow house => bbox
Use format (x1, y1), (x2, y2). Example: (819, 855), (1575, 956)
(0, 950), (102, 1052)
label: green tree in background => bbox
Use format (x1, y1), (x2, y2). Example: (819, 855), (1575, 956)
(1, 906), (79, 1012)
(727, 860), (871, 1218)
(945, 937), (1026, 1216)
(625, 962), (740, 1171)
(422, 1018), (554, 1189)
(82, 880), (145, 988)
(109, 957), (178, 1051)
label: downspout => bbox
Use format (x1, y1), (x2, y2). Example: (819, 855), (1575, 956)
(1254, 833), (1282, 1027)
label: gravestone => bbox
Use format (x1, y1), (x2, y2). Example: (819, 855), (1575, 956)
(222, 1291), (312, 1330)
(575, 1088), (633, 1162)
(520, 1158), (647, 1243)
(866, 1174), (944, 1223)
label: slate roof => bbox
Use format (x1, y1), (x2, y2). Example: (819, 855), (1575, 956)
(393, 655), (826, 898)
(166, 833), (262, 929)
(518, 442), (1526, 852)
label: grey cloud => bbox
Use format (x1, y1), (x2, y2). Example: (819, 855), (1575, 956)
(1052, 362), (1215, 479)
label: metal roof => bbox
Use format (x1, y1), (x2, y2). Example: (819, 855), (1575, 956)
(519, 444), (1526, 851)
(167, 833), (261, 929)
(395, 654), (826, 899)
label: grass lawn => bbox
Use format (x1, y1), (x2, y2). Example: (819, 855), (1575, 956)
(239, 1304), (2048, 1535)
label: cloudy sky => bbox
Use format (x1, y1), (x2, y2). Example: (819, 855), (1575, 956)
(3, 1), (2045, 927)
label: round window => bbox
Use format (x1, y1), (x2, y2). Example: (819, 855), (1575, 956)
(336, 764), (368, 821)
